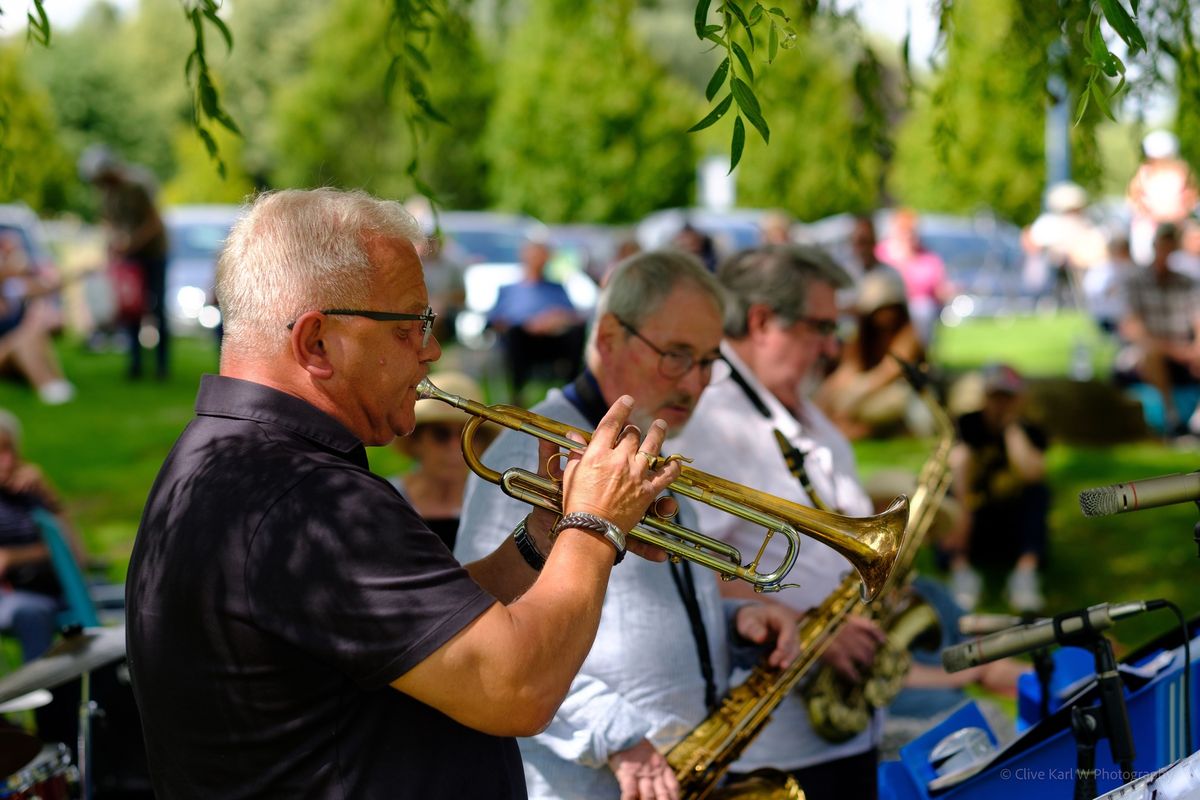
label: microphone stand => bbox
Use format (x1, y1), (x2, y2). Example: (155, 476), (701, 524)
(1066, 634), (1135, 800)
(1032, 647), (1055, 722)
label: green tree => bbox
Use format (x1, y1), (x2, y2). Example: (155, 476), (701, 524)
(21, 2), (177, 205)
(889, 0), (1102, 225)
(270, 0), (493, 206)
(485, 1), (700, 223)
(733, 19), (890, 220)
(162, 123), (254, 204)
(0, 45), (75, 212)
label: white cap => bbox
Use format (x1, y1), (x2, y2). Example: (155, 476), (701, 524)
(1046, 181), (1088, 213)
(1143, 130), (1180, 159)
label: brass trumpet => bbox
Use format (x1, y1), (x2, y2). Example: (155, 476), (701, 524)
(417, 378), (907, 597)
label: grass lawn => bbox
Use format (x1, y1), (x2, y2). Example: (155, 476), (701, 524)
(5, 312), (1198, 655)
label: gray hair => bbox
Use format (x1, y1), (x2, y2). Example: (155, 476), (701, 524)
(718, 244), (851, 338)
(587, 249), (725, 355)
(217, 188), (425, 357)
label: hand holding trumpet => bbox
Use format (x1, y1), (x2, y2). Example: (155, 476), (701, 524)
(527, 395), (681, 563)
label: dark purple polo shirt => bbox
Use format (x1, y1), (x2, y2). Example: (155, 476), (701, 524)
(126, 374), (524, 798)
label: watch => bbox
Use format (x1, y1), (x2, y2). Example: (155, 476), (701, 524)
(553, 512), (627, 564)
(512, 515), (546, 571)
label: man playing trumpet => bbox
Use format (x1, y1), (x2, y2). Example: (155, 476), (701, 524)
(125, 188), (682, 799)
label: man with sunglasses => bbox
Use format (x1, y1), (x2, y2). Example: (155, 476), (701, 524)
(675, 244), (888, 800)
(457, 249), (801, 800)
(125, 188), (682, 799)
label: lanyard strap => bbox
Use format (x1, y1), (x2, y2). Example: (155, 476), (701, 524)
(563, 371), (717, 710)
(724, 360), (830, 510)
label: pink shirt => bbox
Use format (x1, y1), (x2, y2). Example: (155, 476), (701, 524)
(876, 241), (947, 302)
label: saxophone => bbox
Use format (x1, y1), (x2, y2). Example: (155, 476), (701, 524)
(803, 373), (956, 742)
(666, 572), (864, 799)
(664, 359), (943, 798)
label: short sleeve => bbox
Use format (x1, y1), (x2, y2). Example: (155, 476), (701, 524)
(245, 467), (496, 689)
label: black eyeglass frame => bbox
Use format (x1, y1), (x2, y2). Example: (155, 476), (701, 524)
(614, 317), (722, 379)
(287, 306), (438, 347)
(794, 315), (840, 338)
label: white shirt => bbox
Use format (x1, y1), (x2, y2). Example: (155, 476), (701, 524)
(673, 344), (880, 772)
(455, 388), (742, 800)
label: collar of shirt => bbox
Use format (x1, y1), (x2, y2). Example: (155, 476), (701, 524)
(194, 374), (369, 469)
(716, 343), (849, 511)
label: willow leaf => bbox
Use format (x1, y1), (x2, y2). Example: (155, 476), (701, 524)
(731, 41), (754, 82)
(730, 77), (769, 143)
(730, 115), (746, 172)
(706, 58), (730, 102)
(689, 93), (734, 132)
(1098, 0), (1146, 53)
(695, 0), (714, 38)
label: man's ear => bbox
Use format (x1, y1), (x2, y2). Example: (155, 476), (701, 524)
(593, 312), (621, 358)
(290, 312), (335, 380)
(745, 303), (774, 340)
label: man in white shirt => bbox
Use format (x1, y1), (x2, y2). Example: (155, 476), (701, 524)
(675, 244), (887, 800)
(456, 249), (800, 800)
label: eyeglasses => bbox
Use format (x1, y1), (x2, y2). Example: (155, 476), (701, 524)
(615, 317), (722, 379)
(287, 306), (438, 347)
(795, 316), (840, 338)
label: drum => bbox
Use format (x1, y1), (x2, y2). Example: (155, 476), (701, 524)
(1, 744), (77, 800)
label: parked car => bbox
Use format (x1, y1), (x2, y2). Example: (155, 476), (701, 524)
(164, 204), (243, 335)
(800, 210), (1028, 322)
(436, 211), (598, 347)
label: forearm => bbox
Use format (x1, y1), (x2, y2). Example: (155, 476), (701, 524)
(464, 537), (540, 604)
(1004, 425), (1045, 482)
(470, 530), (618, 731)
(0, 542), (50, 570)
(398, 527), (618, 736)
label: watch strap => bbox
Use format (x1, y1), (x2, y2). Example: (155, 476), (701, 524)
(553, 512), (626, 564)
(512, 515), (546, 571)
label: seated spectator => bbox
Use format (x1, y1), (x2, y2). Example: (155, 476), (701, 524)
(1115, 222), (1200, 436)
(1168, 215), (1200, 280)
(816, 269), (929, 440)
(0, 232), (74, 405)
(938, 364), (1049, 613)
(0, 409), (84, 660)
(486, 238), (586, 402)
(388, 371), (497, 552)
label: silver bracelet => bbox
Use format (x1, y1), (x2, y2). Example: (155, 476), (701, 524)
(512, 514), (546, 571)
(552, 512), (626, 564)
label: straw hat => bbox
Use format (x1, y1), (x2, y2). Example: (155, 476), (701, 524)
(855, 269), (908, 315)
(414, 372), (482, 426)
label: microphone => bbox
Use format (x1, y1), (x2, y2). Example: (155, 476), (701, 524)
(958, 613), (1026, 636)
(942, 601), (1158, 672)
(1079, 472), (1200, 517)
